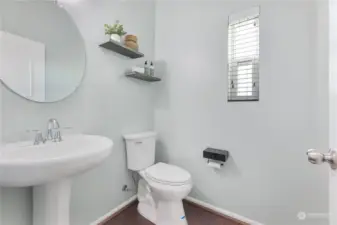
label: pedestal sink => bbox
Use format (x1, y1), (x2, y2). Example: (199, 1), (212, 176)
(0, 134), (113, 225)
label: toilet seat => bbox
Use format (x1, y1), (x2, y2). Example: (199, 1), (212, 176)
(145, 162), (191, 186)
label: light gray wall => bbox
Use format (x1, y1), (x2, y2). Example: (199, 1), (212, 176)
(0, 0), (156, 224)
(154, 1), (329, 225)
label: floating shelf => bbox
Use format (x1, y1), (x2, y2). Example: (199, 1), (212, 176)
(126, 72), (161, 82)
(99, 41), (144, 59)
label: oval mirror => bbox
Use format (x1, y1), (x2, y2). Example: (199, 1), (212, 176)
(0, 0), (86, 102)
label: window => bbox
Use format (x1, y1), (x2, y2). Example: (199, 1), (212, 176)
(228, 7), (260, 101)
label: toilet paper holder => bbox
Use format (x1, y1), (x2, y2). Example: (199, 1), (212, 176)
(203, 148), (229, 166)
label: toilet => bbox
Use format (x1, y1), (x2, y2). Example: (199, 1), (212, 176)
(123, 131), (192, 225)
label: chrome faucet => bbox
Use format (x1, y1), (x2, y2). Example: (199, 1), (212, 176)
(28, 119), (63, 145)
(46, 118), (62, 142)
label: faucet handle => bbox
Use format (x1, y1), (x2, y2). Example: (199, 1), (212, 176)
(61, 127), (73, 130)
(61, 126), (73, 133)
(27, 130), (46, 145)
(54, 130), (62, 142)
(26, 129), (40, 133)
(58, 127), (74, 138)
(26, 129), (43, 136)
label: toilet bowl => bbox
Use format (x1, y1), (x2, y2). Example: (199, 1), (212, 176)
(123, 132), (193, 225)
(138, 163), (192, 225)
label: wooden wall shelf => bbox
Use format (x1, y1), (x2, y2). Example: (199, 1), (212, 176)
(126, 72), (161, 82)
(99, 41), (144, 59)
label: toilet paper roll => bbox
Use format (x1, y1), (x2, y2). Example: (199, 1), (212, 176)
(207, 161), (222, 169)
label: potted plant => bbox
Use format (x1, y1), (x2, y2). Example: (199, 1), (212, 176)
(104, 20), (127, 43)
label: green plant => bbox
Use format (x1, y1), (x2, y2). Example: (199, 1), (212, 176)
(104, 20), (127, 36)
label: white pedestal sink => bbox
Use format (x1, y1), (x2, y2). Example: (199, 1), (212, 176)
(0, 134), (113, 225)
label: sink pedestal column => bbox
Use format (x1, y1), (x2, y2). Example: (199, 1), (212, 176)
(33, 179), (72, 225)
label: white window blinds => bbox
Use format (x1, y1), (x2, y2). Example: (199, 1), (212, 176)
(228, 7), (260, 101)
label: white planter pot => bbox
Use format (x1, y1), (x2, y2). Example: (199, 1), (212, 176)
(110, 34), (121, 43)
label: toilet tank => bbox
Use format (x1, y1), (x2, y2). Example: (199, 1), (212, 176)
(123, 131), (156, 171)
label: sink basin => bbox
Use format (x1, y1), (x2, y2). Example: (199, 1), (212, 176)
(0, 134), (113, 187)
(0, 134), (113, 225)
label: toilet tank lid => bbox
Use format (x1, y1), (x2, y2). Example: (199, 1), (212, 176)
(123, 131), (157, 140)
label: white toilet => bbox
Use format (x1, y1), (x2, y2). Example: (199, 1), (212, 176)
(123, 131), (192, 225)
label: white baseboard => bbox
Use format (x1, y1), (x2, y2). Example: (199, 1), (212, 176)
(185, 196), (264, 225)
(90, 195), (263, 225)
(90, 195), (137, 225)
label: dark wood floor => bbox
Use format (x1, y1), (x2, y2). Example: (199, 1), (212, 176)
(103, 201), (243, 225)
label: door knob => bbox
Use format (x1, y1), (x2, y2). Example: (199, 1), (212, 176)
(307, 149), (337, 169)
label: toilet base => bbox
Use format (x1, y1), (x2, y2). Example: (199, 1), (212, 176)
(138, 201), (156, 223)
(137, 178), (188, 225)
(156, 200), (188, 225)
(138, 199), (188, 225)
(137, 178), (156, 223)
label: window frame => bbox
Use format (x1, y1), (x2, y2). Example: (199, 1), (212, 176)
(228, 11), (260, 102)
